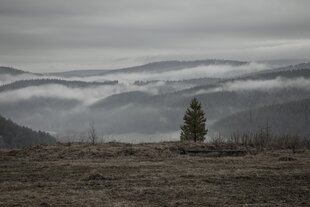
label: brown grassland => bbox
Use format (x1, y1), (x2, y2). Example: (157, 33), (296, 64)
(0, 142), (309, 206)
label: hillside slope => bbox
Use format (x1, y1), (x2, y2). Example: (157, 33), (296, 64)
(0, 79), (118, 93)
(0, 114), (56, 148)
(0, 66), (29, 75)
(211, 98), (310, 137)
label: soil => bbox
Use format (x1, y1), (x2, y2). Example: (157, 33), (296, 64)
(0, 142), (309, 206)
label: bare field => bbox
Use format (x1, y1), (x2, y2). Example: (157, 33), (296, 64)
(0, 142), (309, 206)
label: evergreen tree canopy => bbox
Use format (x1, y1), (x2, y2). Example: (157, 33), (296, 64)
(180, 97), (208, 142)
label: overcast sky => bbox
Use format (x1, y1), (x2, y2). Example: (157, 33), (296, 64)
(0, 0), (310, 72)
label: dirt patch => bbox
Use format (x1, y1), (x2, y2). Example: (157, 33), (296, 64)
(83, 170), (115, 181)
(278, 156), (297, 161)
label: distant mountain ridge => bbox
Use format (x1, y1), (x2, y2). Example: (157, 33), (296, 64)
(0, 79), (118, 93)
(50, 59), (249, 77)
(4, 60), (309, 79)
(0, 66), (30, 75)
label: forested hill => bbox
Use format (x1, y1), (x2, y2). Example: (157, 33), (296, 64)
(0, 66), (29, 75)
(239, 62), (310, 80)
(0, 79), (118, 93)
(0, 115), (56, 148)
(50, 59), (248, 77)
(211, 98), (310, 137)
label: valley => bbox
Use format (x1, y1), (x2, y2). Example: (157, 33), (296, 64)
(1, 60), (310, 142)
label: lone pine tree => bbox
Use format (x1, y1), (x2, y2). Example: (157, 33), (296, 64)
(180, 97), (208, 142)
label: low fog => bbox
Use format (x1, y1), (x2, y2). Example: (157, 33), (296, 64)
(0, 62), (274, 108)
(1, 61), (310, 141)
(0, 73), (42, 85)
(0, 84), (155, 106)
(194, 77), (310, 95)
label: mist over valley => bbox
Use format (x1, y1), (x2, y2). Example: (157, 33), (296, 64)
(1, 59), (309, 142)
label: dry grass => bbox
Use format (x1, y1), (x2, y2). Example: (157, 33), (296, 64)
(0, 142), (309, 206)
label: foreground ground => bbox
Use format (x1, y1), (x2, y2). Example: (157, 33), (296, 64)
(0, 142), (309, 206)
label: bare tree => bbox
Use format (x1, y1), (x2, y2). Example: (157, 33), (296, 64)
(88, 121), (97, 144)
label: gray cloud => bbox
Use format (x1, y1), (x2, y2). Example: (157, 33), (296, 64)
(0, 0), (310, 72)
